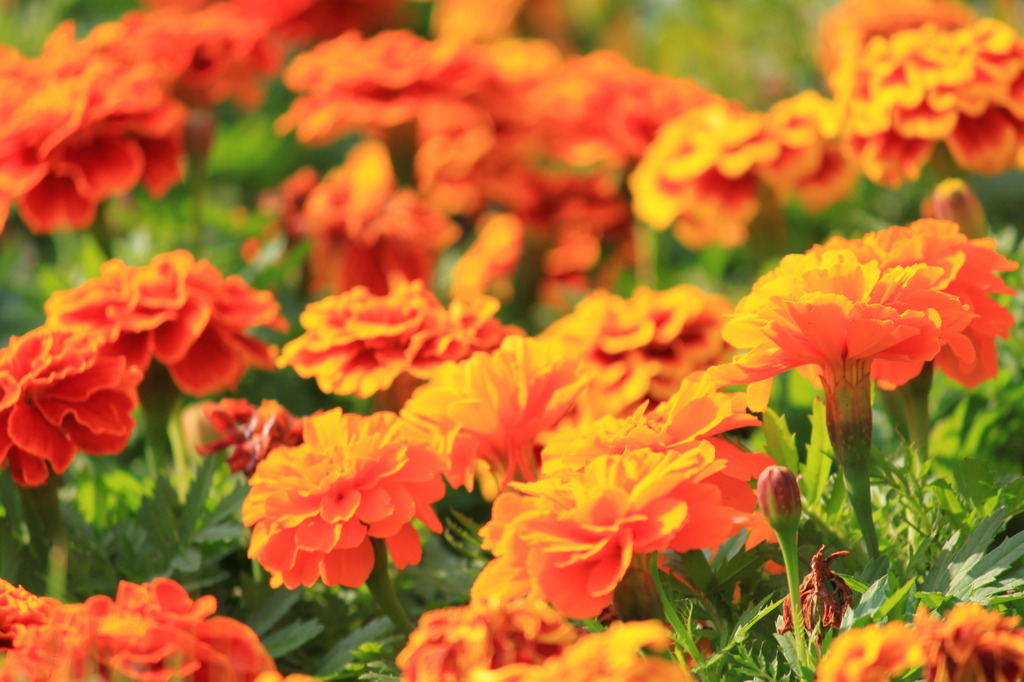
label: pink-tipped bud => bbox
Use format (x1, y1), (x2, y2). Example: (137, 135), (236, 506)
(921, 178), (987, 239)
(757, 465), (802, 533)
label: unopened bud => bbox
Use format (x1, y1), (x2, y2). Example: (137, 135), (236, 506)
(921, 178), (987, 239)
(757, 465), (802, 533)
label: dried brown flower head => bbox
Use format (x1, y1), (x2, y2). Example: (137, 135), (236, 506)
(779, 545), (853, 643)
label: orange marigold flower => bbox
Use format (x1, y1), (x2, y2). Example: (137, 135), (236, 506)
(44, 250), (287, 398)
(629, 100), (780, 249)
(402, 336), (588, 492)
(242, 408), (446, 589)
(815, 621), (925, 682)
(451, 213), (525, 302)
(278, 280), (515, 399)
(301, 140), (460, 295)
(540, 285), (733, 419)
(0, 579), (60, 650)
(0, 328), (142, 487)
(711, 247), (972, 410)
(256, 165), (320, 246)
(472, 440), (746, 619)
(396, 598), (581, 681)
(811, 218), (1019, 389)
(817, 0), (975, 77)
(277, 30), (486, 145)
(0, 578), (274, 682)
(830, 18), (1024, 186)
(488, 620), (696, 682)
(915, 602), (1024, 682)
(0, 24), (185, 233)
(85, 3), (281, 110)
(431, 0), (528, 43)
(197, 398), (305, 477)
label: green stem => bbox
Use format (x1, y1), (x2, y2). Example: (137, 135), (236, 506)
(613, 552), (663, 622)
(185, 108), (216, 255)
(366, 538), (414, 634)
(18, 476), (68, 601)
(840, 463), (880, 559)
(650, 553), (702, 668)
(632, 222), (658, 288)
(897, 362), (933, 463)
(777, 533), (808, 675)
(138, 363), (183, 494)
(91, 208), (114, 260)
(189, 152), (208, 255)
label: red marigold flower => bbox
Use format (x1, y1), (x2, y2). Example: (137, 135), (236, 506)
(540, 285), (733, 419)
(300, 140), (460, 295)
(0, 328), (142, 487)
(915, 602), (1024, 682)
(815, 621), (925, 682)
(277, 30), (486, 145)
(811, 219), (1019, 389)
(0, 578), (274, 682)
(0, 579), (60, 650)
(278, 279), (516, 399)
(507, 621), (696, 682)
(85, 4), (281, 110)
(472, 439), (748, 619)
(830, 18), (1024, 186)
(242, 408), (446, 589)
(396, 598), (581, 681)
(197, 398), (305, 477)
(402, 336), (589, 492)
(0, 24), (185, 233)
(44, 250), (287, 397)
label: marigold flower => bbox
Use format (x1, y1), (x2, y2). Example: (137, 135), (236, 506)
(0, 578), (274, 682)
(0, 24), (185, 233)
(915, 602), (1024, 682)
(830, 18), (1024, 186)
(85, 3), (281, 110)
(256, 165), (320, 246)
(540, 285), (732, 418)
(489, 621), (696, 682)
(242, 408), (446, 589)
(44, 250), (287, 397)
(197, 398), (305, 477)
(253, 673), (319, 682)
(301, 140), (460, 295)
(0, 328), (142, 487)
(402, 336), (588, 491)
(0, 579), (60, 650)
(815, 621), (925, 682)
(396, 598), (581, 681)
(811, 219), (1019, 388)
(277, 30), (486, 145)
(278, 280), (515, 399)
(473, 439), (751, 619)
(817, 0), (975, 77)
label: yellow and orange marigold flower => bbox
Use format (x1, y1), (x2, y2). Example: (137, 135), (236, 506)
(242, 408), (446, 589)
(711, 246), (972, 410)
(0, 328), (142, 487)
(0, 579), (59, 650)
(472, 439), (748, 619)
(301, 140), (460, 295)
(451, 213), (525, 302)
(0, 578), (274, 682)
(810, 218), (1019, 389)
(278, 279), (515, 399)
(85, 3), (281, 110)
(540, 285), (733, 418)
(815, 621), (925, 682)
(817, 0), (976, 77)
(396, 598), (581, 682)
(402, 336), (588, 492)
(197, 398), (306, 477)
(915, 602), (1024, 682)
(0, 24), (185, 233)
(830, 18), (1024, 186)
(277, 30), (486, 144)
(44, 250), (287, 398)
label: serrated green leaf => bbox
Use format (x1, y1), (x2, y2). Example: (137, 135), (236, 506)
(315, 617), (392, 676)
(803, 399), (834, 503)
(179, 454), (218, 542)
(761, 408), (799, 472)
(247, 587), (303, 636)
(262, 618), (325, 659)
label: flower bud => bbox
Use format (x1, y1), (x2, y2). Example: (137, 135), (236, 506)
(757, 465), (802, 533)
(921, 178), (987, 239)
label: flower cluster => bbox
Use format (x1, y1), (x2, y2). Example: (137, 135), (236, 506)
(0, 578), (274, 682)
(829, 17), (1024, 186)
(242, 408), (446, 589)
(279, 279), (517, 400)
(44, 250), (287, 397)
(0, 579), (60, 650)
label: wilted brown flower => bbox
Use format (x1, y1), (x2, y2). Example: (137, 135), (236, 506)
(779, 545), (852, 643)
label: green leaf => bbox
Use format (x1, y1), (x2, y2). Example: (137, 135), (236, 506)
(761, 408), (799, 472)
(247, 587), (303, 636)
(261, 618), (325, 659)
(179, 454), (218, 542)
(802, 399), (834, 503)
(315, 617), (392, 676)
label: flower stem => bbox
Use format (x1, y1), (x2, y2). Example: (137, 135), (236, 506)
(777, 533), (808, 673)
(18, 476), (68, 601)
(614, 551), (663, 622)
(897, 362), (933, 462)
(632, 222), (658, 288)
(91, 208), (114, 260)
(366, 537), (414, 634)
(138, 363), (184, 496)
